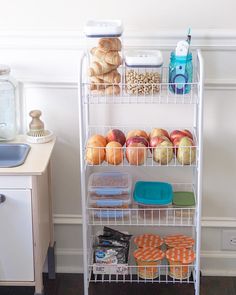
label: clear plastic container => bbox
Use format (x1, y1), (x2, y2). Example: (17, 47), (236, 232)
(88, 172), (132, 219)
(125, 50), (163, 96)
(84, 20), (123, 96)
(173, 191), (195, 218)
(0, 65), (18, 141)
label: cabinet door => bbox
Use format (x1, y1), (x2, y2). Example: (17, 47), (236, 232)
(0, 189), (34, 281)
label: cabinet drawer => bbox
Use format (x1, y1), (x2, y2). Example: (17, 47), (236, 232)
(0, 176), (32, 189)
(0, 189), (34, 281)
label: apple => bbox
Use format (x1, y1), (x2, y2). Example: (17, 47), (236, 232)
(152, 138), (174, 165)
(177, 136), (196, 165)
(126, 129), (149, 141)
(86, 142), (105, 165)
(126, 142), (147, 165)
(105, 141), (123, 165)
(87, 134), (107, 147)
(170, 129), (193, 143)
(126, 136), (149, 148)
(149, 128), (170, 140)
(106, 129), (126, 146)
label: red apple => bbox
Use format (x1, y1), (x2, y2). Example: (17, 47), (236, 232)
(126, 142), (147, 165)
(149, 128), (170, 140)
(170, 130), (193, 143)
(150, 136), (170, 153)
(126, 136), (149, 148)
(126, 129), (149, 141)
(106, 129), (126, 146)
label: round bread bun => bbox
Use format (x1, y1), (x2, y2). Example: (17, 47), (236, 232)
(105, 141), (123, 165)
(86, 142), (105, 165)
(87, 134), (107, 147)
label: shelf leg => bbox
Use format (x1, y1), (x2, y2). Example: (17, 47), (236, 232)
(48, 242), (56, 279)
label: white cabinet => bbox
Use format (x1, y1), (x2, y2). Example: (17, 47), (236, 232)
(0, 189), (34, 281)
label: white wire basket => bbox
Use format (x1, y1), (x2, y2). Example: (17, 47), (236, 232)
(85, 125), (198, 167)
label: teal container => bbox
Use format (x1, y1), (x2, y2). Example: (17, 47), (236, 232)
(168, 52), (193, 94)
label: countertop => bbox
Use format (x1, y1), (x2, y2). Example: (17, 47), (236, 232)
(0, 135), (56, 175)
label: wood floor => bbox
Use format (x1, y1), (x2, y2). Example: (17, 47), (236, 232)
(0, 274), (236, 295)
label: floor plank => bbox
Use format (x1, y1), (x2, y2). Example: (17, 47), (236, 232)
(0, 274), (236, 295)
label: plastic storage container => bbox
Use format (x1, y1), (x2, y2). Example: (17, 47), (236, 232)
(125, 50), (163, 96)
(133, 181), (173, 219)
(88, 172), (132, 219)
(168, 52), (193, 94)
(173, 191), (195, 218)
(84, 20), (123, 96)
(166, 247), (195, 279)
(0, 65), (17, 141)
(134, 247), (165, 279)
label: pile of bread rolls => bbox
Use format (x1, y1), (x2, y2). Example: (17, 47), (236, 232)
(86, 128), (196, 166)
(88, 38), (122, 96)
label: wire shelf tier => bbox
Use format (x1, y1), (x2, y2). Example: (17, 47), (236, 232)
(89, 264), (195, 284)
(83, 67), (199, 105)
(87, 207), (195, 226)
(85, 126), (198, 168)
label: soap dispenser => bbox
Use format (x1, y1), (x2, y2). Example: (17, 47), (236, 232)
(0, 65), (17, 141)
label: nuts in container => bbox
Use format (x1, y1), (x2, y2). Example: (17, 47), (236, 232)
(84, 20), (123, 96)
(125, 50), (163, 95)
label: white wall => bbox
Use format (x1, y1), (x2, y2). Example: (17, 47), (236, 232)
(1, 0), (236, 31)
(0, 0), (236, 276)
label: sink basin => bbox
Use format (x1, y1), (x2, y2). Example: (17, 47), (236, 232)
(0, 143), (31, 168)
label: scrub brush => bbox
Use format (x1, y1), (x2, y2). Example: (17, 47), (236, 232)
(26, 110), (54, 143)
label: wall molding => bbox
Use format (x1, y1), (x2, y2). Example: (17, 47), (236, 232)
(53, 214), (236, 228)
(1, 30), (236, 50)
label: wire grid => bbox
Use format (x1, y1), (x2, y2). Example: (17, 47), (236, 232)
(89, 263), (195, 284)
(83, 67), (199, 105)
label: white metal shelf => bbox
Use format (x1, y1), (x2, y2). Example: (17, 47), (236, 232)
(82, 66), (199, 105)
(89, 263), (195, 284)
(78, 49), (204, 295)
(85, 125), (198, 167)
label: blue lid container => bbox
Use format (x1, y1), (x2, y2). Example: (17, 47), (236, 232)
(133, 181), (173, 205)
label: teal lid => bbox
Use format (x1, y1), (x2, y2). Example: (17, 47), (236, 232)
(133, 181), (173, 205)
(173, 191), (195, 207)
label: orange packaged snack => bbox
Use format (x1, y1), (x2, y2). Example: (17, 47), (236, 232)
(166, 247), (195, 279)
(164, 234), (194, 249)
(133, 247), (165, 279)
(134, 234), (164, 248)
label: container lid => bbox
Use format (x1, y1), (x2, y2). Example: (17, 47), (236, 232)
(125, 50), (163, 68)
(134, 247), (165, 262)
(89, 196), (131, 207)
(164, 234), (194, 248)
(133, 181), (173, 205)
(166, 247), (195, 264)
(94, 210), (128, 219)
(88, 172), (132, 195)
(84, 20), (123, 37)
(134, 234), (164, 248)
(173, 191), (195, 207)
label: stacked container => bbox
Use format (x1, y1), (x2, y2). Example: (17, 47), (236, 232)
(88, 172), (132, 219)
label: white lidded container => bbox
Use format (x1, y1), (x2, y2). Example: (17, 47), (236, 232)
(88, 172), (132, 219)
(84, 20), (123, 96)
(0, 65), (18, 141)
(125, 50), (163, 95)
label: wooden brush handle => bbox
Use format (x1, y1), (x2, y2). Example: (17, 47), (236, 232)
(29, 110), (44, 130)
